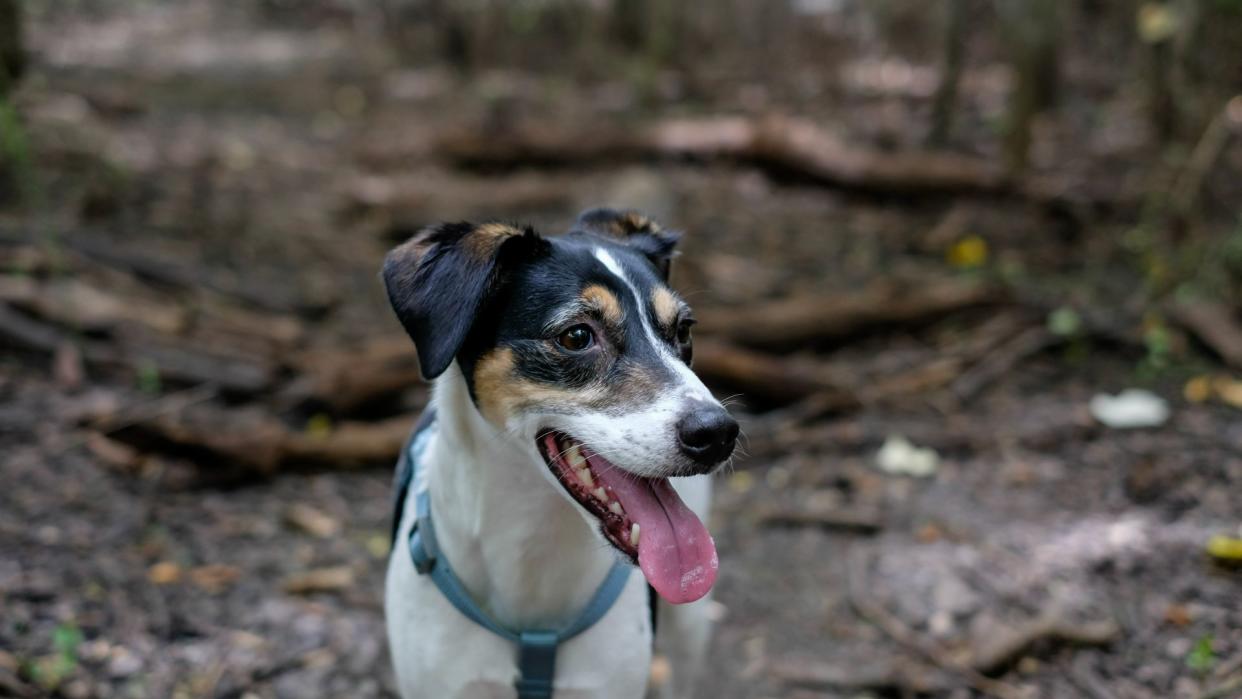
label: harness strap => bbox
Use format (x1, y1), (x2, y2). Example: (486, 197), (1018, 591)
(402, 420), (633, 699)
(515, 631), (558, 699)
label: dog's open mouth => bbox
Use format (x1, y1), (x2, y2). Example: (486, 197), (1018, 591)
(537, 432), (718, 604)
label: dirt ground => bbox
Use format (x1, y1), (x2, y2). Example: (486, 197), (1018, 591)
(2, 3), (1241, 698)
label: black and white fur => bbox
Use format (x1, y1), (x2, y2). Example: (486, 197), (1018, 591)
(382, 210), (737, 698)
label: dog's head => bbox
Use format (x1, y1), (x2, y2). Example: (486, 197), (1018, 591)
(382, 208), (736, 604)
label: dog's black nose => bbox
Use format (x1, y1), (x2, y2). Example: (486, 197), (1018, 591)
(676, 405), (739, 469)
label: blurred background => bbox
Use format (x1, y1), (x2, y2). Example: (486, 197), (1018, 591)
(2, 1), (1242, 697)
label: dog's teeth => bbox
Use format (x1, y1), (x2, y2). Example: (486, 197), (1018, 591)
(566, 445), (586, 468)
(629, 523), (640, 547)
(593, 487), (608, 502)
(578, 467), (594, 487)
(609, 501), (624, 516)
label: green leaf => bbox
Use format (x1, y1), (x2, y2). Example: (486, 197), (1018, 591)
(1186, 634), (1216, 672)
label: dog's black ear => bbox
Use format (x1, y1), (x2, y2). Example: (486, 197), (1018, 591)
(382, 221), (546, 379)
(573, 207), (681, 280)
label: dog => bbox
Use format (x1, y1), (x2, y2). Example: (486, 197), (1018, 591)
(382, 208), (739, 698)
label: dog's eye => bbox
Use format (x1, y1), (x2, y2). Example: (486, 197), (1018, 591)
(675, 319), (695, 363)
(557, 325), (595, 352)
(675, 319), (695, 345)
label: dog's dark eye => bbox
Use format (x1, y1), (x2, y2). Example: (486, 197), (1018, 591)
(557, 325), (595, 352)
(675, 318), (694, 362)
(676, 319), (694, 345)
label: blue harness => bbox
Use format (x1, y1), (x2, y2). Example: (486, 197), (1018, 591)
(393, 414), (634, 698)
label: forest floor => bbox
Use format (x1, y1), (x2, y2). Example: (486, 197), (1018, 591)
(2, 3), (1241, 699)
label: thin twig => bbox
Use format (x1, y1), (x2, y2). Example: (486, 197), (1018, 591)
(1173, 102), (1238, 216)
(1196, 675), (1242, 699)
(846, 546), (1029, 699)
(952, 325), (1060, 402)
(51, 383), (220, 457)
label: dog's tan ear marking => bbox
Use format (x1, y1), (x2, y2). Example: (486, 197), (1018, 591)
(464, 222), (526, 260)
(651, 286), (681, 329)
(573, 207), (680, 280)
(382, 221), (546, 379)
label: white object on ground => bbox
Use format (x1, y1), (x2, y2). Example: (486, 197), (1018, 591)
(875, 435), (940, 478)
(1089, 389), (1170, 429)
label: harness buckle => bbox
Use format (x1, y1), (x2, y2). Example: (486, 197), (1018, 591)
(409, 524), (436, 575)
(515, 630), (559, 699)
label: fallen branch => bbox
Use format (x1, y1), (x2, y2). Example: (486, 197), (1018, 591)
(0, 300), (276, 395)
(756, 505), (883, 534)
(0, 275), (185, 335)
(1167, 300), (1242, 371)
(1197, 676), (1242, 699)
(343, 170), (574, 224)
(770, 655), (952, 694)
(215, 646), (332, 699)
(1067, 657), (1122, 699)
(691, 339), (857, 408)
(0, 228), (334, 316)
(865, 356), (964, 404)
(1173, 102), (1240, 216)
(696, 279), (1000, 351)
(845, 547), (1030, 699)
(122, 340), (275, 395)
(951, 326), (1060, 401)
(281, 414), (417, 468)
(99, 402), (416, 477)
(968, 613), (1118, 675)
(280, 338), (425, 414)
(746, 400), (1095, 459)
(437, 115), (1013, 195)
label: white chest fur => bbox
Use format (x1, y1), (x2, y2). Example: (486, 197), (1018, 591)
(385, 496), (654, 699)
(383, 366), (713, 699)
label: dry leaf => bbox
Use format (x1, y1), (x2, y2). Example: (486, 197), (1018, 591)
(283, 566), (354, 594)
(285, 503), (341, 538)
(1164, 603), (1192, 627)
(1184, 375), (1212, 403)
(147, 562), (182, 585)
(1212, 376), (1242, 409)
(190, 564), (242, 593)
(86, 433), (141, 470)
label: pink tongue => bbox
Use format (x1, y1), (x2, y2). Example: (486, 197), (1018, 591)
(589, 454), (718, 604)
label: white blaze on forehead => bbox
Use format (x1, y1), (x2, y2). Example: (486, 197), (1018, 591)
(593, 248), (714, 402)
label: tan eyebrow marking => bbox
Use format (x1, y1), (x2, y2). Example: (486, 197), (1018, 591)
(582, 284), (624, 325)
(651, 286), (681, 329)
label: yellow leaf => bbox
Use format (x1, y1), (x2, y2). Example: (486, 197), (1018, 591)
(1212, 377), (1242, 409)
(727, 471), (755, 494)
(366, 534), (390, 559)
(305, 413), (333, 438)
(1138, 3), (1179, 43)
(1183, 375), (1212, 403)
(1206, 535), (1242, 561)
(947, 235), (988, 269)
